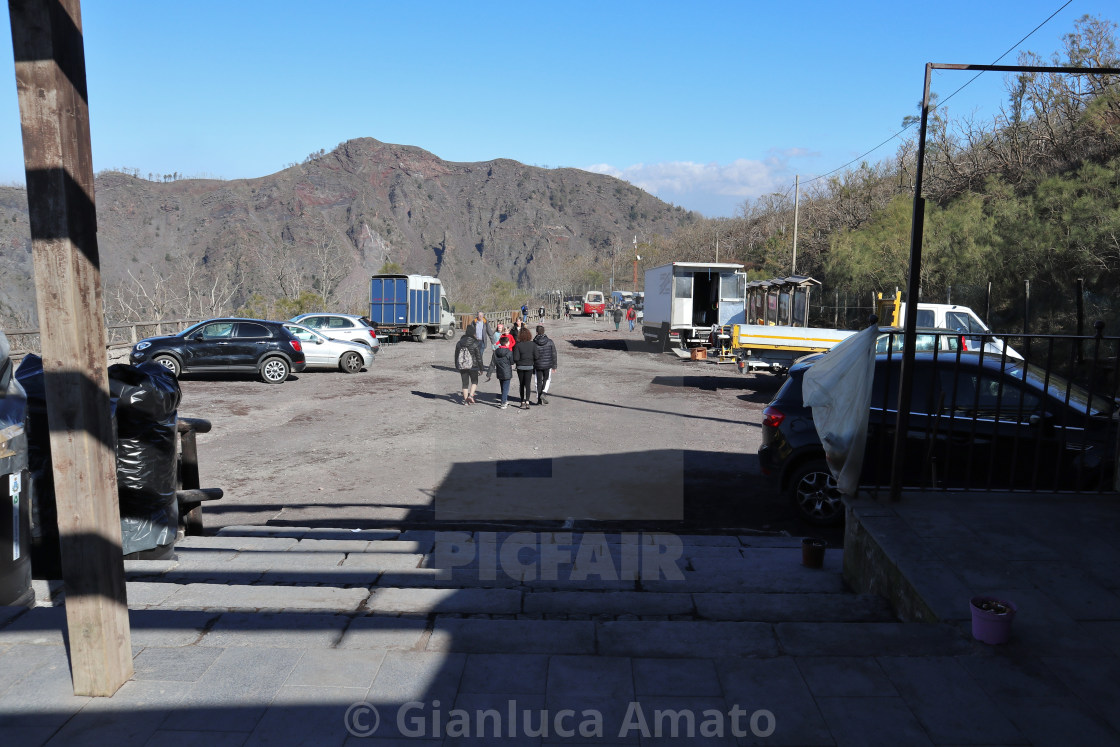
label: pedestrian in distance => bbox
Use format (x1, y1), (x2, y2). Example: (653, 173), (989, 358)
(626, 304), (637, 332)
(492, 321), (507, 348)
(564, 305), (572, 321)
(531, 324), (558, 405)
(454, 329), (484, 405)
(485, 332), (515, 408)
(472, 312), (494, 369)
(520, 304), (529, 325)
(512, 327), (535, 409)
(510, 316), (527, 341)
(538, 305), (545, 322)
(612, 306), (623, 331)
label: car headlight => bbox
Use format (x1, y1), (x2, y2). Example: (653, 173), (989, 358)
(135, 341), (151, 351)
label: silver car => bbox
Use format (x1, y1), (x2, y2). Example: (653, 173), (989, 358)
(288, 313), (381, 352)
(282, 323), (373, 374)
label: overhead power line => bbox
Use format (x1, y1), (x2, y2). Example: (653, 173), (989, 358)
(798, 0), (1075, 188)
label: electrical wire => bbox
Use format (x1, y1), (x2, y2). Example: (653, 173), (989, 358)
(798, 0), (1074, 188)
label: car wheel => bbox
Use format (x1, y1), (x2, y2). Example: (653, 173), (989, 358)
(339, 351), (363, 374)
(413, 325), (428, 342)
(789, 459), (844, 526)
(260, 357), (290, 384)
(152, 354), (180, 378)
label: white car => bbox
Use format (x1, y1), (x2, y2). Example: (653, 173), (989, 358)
(282, 323), (373, 373)
(288, 313), (380, 352)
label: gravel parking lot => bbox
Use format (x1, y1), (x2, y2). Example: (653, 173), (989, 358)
(175, 317), (814, 536)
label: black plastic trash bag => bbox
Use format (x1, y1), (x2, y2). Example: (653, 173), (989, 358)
(17, 356), (183, 563)
(109, 362), (181, 555)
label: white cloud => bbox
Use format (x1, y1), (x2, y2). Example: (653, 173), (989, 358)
(584, 156), (794, 217)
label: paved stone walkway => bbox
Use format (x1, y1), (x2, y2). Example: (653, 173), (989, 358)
(2, 526), (1119, 745)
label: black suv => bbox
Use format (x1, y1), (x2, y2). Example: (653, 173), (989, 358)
(130, 318), (306, 383)
(760, 351), (1118, 525)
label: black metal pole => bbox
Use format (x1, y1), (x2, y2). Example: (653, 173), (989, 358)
(889, 63), (932, 502)
(1076, 278), (1084, 363)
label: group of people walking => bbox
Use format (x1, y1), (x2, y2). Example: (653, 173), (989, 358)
(611, 305), (638, 332)
(455, 312), (558, 409)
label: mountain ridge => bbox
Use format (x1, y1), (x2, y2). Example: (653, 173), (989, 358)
(0, 137), (697, 323)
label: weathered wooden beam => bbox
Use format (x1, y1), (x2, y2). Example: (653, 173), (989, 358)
(8, 0), (132, 696)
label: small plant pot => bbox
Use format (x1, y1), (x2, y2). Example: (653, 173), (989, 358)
(970, 596), (1017, 644)
(801, 538), (827, 569)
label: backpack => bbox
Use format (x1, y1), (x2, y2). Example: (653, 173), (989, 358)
(456, 344), (475, 370)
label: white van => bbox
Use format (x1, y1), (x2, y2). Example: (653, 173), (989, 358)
(895, 302), (1022, 360)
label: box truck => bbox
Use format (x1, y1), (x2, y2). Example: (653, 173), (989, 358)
(642, 262), (746, 351)
(368, 274), (457, 342)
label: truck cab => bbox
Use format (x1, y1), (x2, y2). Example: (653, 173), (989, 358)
(877, 294), (1022, 360)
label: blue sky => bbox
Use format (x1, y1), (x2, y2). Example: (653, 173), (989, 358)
(1, 1), (1115, 217)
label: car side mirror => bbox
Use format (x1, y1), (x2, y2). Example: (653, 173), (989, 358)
(314, 338), (323, 345)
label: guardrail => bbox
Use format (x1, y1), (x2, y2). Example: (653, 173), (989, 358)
(5, 319), (204, 360)
(8, 312), (540, 355)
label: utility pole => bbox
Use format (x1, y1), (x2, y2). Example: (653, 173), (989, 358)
(633, 235), (639, 289)
(792, 174), (800, 274)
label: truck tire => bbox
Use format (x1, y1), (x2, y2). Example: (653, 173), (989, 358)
(444, 326), (456, 340)
(413, 326), (428, 342)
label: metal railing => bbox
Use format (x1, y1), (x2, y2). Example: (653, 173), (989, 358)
(861, 326), (1120, 496)
(5, 319), (203, 359)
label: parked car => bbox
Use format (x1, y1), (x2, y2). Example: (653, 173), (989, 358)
(288, 313), (380, 351)
(282, 323), (373, 373)
(760, 351), (1119, 526)
(130, 318), (305, 383)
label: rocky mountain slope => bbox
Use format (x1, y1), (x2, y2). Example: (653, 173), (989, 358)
(0, 138), (696, 324)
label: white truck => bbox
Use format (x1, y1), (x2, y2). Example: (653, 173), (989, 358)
(881, 296), (1022, 360)
(642, 262), (747, 352)
(732, 287), (1020, 373)
(368, 274), (457, 341)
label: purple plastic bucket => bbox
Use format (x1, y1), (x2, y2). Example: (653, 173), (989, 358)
(970, 596), (1017, 644)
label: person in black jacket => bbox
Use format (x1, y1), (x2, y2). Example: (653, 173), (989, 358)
(454, 330), (483, 405)
(531, 325), (558, 405)
(512, 327), (535, 409)
(485, 333), (515, 409)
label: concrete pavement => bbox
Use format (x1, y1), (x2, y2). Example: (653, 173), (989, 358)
(3, 504), (1119, 745)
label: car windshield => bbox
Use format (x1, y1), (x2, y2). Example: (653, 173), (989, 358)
(1008, 362), (1115, 416)
(283, 324), (321, 342)
(179, 321), (209, 337)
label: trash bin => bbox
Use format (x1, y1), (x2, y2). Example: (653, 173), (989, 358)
(16, 354), (61, 580)
(0, 330), (33, 606)
(17, 355), (182, 571)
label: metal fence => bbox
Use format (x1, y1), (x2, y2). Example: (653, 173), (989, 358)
(860, 326), (1120, 497)
(5, 319), (204, 360)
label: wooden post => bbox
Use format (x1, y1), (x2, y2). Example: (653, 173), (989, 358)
(9, 0), (132, 696)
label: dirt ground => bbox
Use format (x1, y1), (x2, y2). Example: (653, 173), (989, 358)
(175, 316), (825, 538)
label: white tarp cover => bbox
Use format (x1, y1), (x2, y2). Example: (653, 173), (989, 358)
(800, 325), (878, 496)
